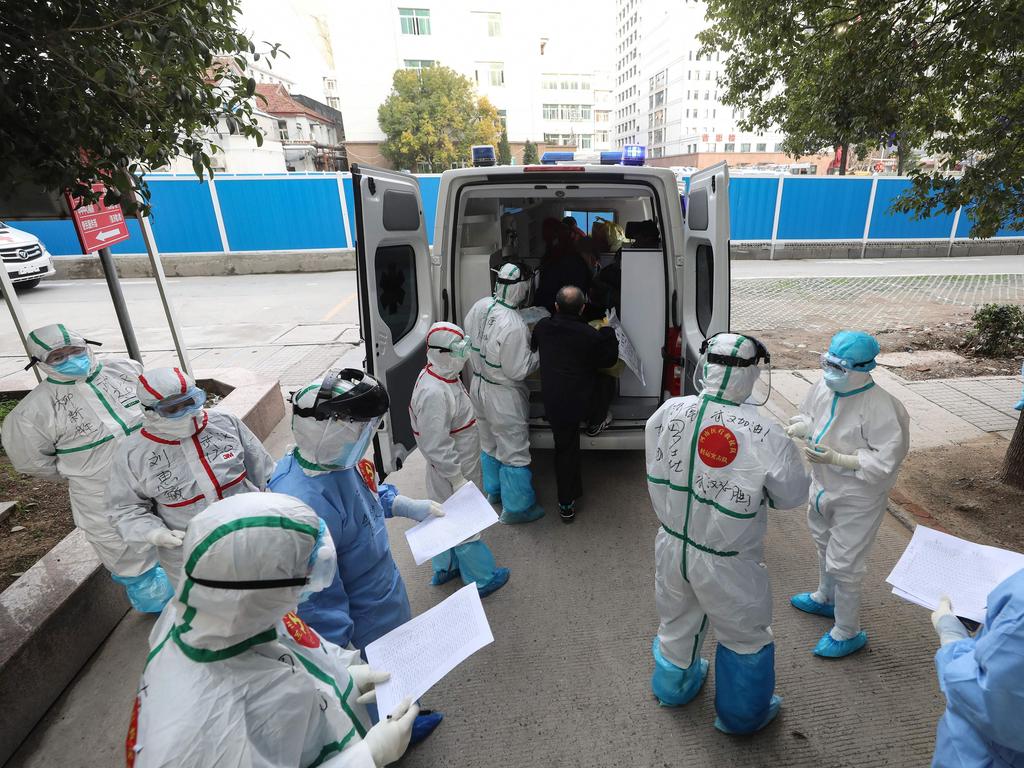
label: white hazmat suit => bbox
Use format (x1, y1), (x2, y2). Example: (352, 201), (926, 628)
(126, 493), (418, 767)
(647, 333), (809, 733)
(410, 322), (509, 596)
(787, 330), (910, 657)
(1, 324), (155, 579)
(463, 263), (543, 523)
(107, 367), (275, 586)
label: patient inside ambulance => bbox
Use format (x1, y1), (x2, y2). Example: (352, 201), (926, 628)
(454, 187), (669, 432)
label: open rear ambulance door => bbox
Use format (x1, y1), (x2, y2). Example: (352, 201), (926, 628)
(351, 164), (434, 476)
(681, 161), (731, 391)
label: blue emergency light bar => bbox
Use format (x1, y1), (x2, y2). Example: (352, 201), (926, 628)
(622, 145), (646, 166)
(472, 145), (497, 167)
(599, 150), (623, 165)
(540, 151), (575, 165)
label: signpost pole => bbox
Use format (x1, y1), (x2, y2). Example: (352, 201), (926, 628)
(96, 246), (142, 363)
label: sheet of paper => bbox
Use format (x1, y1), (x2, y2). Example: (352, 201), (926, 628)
(404, 482), (499, 565)
(886, 526), (1024, 623)
(608, 310), (645, 386)
(365, 583), (494, 717)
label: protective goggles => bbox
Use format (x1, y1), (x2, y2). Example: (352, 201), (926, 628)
(150, 387), (207, 418)
(699, 334), (771, 367)
(428, 337), (472, 359)
(44, 345), (88, 365)
(820, 352), (872, 373)
(493, 262), (534, 285)
(293, 369), (390, 422)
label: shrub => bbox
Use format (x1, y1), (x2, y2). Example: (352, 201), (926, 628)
(964, 304), (1024, 357)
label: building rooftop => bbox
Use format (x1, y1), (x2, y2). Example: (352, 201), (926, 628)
(255, 83), (332, 124)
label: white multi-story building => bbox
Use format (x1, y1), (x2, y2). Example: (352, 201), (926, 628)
(615, 0), (800, 167)
(238, 0), (614, 167)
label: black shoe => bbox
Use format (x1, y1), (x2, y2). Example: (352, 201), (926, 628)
(585, 412), (613, 437)
(559, 501), (576, 523)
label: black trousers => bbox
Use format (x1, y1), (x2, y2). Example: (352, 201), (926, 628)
(587, 373), (616, 427)
(552, 422), (582, 506)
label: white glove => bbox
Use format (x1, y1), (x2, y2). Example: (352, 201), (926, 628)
(348, 664), (390, 704)
(803, 445), (861, 470)
(784, 417), (809, 439)
(145, 528), (185, 548)
(450, 475), (469, 492)
(363, 697), (419, 766)
(931, 596), (970, 646)
(392, 495), (445, 522)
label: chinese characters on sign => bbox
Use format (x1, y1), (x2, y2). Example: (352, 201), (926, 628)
(64, 182), (131, 253)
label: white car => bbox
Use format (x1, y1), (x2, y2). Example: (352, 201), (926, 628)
(0, 221), (56, 290)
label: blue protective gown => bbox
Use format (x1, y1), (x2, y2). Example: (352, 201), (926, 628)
(268, 453), (411, 650)
(932, 568), (1024, 768)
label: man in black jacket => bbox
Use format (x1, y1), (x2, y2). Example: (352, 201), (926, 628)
(531, 285), (620, 523)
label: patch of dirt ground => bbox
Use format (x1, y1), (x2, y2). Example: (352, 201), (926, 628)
(0, 455), (75, 592)
(895, 434), (1024, 551)
(738, 321), (1020, 380)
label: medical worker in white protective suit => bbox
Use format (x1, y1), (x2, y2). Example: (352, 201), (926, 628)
(0, 324), (171, 612)
(107, 366), (276, 587)
(786, 330), (910, 658)
(126, 493), (419, 768)
(647, 333), (809, 734)
(464, 262), (544, 524)
(410, 322), (510, 596)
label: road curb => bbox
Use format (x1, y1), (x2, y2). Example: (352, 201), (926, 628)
(888, 488), (949, 534)
(52, 249), (356, 279)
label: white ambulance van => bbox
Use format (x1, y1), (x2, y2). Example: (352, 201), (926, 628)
(350, 162), (730, 474)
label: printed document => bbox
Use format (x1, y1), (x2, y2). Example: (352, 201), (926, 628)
(404, 482), (499, 565)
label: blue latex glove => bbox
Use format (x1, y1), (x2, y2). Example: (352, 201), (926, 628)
(392, 495), (445, 522)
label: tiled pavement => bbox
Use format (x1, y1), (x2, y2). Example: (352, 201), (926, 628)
(904, 377), (1022, 434)
(733, 273), (1024, 330)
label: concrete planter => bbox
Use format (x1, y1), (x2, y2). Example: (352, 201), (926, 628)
(0, 368), (284, 764)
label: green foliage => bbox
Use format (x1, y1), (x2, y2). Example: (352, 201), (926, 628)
(0, 1), (280, 213)
(378, 67), (501, 171)
(522, 139), (539, 165)
(497, 130), (512, 165)
(964, 304), (1024, 358)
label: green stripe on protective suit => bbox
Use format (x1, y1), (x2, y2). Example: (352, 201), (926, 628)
(464, 262), (544, 524)
(410, 322), (510, 597)
(0, 323), (165, 611)
(646, 333), (809, 733)
(127, 494), (384, 767)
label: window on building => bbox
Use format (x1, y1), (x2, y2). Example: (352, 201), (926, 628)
(474, 11), (502, 36)
(476, 62), (504, 86)
(756, 142), (767, 152)
(497, 108), (507, 129)
(740, 142), (751, 152)
(704, 91), (710, 100)
(399, 7), (430, 35)
(654, 90), (665, 107)
(653, 128), (664, 144)
(404, 59), (436, 70)
(705, 70), (711, 80)
(323, 78), (337, 94)
(596, 110), (610, 123)
(543, 103), (558, 120)
(277, 119), (289, 141)
(724, 143), (735, 152)
(775, 142), (785, 152)
(580, 135), (593, 149)
(596, 130), (609, 143)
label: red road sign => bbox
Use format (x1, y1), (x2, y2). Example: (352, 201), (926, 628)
(65, 183), (130, 253)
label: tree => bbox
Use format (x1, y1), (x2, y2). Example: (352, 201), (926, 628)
(378, 66), (501, 171)
(497, 129), (512, 165)
(0, 0), (280, 210)
(522, 139), (539, 165)
(700, 0), (930, 175)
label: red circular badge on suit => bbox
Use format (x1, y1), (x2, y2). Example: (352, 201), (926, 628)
(697, 425), (739, 468)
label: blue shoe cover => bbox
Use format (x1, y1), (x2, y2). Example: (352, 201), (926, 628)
(112, 564), (174, 613)
(409, 711), (444, 746)
(713, 643), (777, 734)
(497, 464), (541, 523)
(814, 630), (868, 658)
(478, 567), (510, 597)
(500, 504), (544, 524)
(480, 451), (502, 498)
(715, 695), (782, 734)
(651, 637), (708, 707)
(1015, 398), (1024, 412)
(431, 549), (460, 586)
(486, 493), (502, 504)
(431, 567), (460, 586)
(790, 592), (835, 618)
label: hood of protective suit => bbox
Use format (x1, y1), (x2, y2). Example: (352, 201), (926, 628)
(426, 322), (470, 378)
(700, 333), (763, 404)
(27, 323), (98, 381)
(138, 367), (207, 440)
(173, 493), (327, 651)
(493, 263), (531, 308)
(291, 376), (374, 475)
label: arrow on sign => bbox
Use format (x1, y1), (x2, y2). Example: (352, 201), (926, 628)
(96, 229), (121, 242)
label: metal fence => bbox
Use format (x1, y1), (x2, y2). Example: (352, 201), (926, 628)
(9, 171), (1020, 257)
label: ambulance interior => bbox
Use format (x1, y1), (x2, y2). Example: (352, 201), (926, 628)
(450, 184), (670, 428)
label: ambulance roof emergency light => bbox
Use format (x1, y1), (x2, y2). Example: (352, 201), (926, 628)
(472, 145), (497, 167)
(622, 145), (646, 166)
